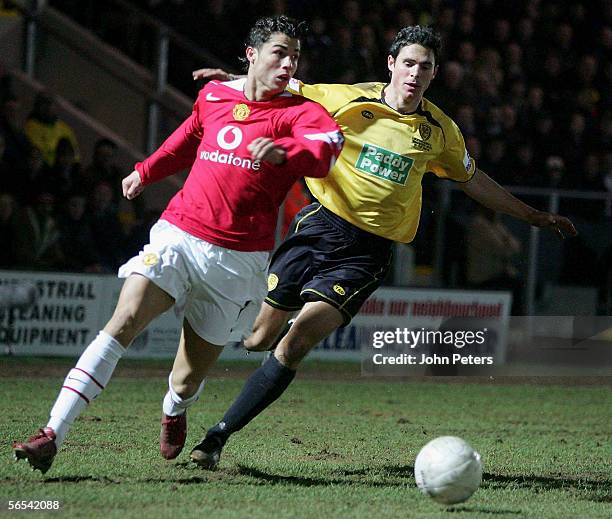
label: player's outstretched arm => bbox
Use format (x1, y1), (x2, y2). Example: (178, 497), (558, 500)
(460, 168), (577, 239)
(122, 170), (144, 200)
(192, 68), (237, 82)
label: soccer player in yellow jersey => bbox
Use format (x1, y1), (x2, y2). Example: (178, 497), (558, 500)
(189, 26), (576, 469)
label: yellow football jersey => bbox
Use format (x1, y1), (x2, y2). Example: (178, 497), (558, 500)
(287, 79), (476, 243)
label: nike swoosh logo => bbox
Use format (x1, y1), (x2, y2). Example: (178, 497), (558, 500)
(206, 93), (221, 101)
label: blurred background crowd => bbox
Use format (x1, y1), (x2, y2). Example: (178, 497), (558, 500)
(0, 0), (609, 312)
(0, 88), (154, 273)
(46, 0), (611, 192)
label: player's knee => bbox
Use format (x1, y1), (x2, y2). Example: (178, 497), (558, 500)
(244, 324), (276, 351)
(106, 302), (140, 342)
(244, 334), (270, 352)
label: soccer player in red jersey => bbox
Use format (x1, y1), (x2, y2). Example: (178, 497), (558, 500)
(13, 15), (343, 474)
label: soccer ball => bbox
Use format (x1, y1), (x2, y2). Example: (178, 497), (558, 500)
(414, 436), (483, 505)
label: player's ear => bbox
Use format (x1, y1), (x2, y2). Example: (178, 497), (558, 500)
(432, 64), (439, 79)
(246, 46), (257, 65)
(387, 55), (395, 75)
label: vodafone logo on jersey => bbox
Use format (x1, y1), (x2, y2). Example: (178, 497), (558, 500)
(200, 125), (261, 171)
(217, 125), (242, 150)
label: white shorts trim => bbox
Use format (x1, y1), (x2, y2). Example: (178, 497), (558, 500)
(118, 220), (268, 345)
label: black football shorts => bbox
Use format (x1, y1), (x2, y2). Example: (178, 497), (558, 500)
(265, 203), (393, 325)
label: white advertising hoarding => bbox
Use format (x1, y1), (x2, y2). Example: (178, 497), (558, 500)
(0, 272), (511, 362)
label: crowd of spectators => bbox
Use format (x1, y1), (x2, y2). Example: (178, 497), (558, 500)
(0, 83), (154, 273)
(48, 0), (611, 194)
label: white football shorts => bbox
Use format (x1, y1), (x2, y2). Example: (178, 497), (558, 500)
(118, 219), (269, 345)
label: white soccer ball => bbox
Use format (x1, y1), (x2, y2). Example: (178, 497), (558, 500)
(414, 436), (483, 505)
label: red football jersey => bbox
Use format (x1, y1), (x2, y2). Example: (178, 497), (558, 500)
(136, 79), (343, 251)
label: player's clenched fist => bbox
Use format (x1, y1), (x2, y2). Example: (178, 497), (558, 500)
(122, 170), (144, 200)
(247, 137), (287, 165)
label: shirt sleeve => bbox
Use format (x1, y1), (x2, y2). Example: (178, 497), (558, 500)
(274, 102), (344, 179)
(427, 118), (476, 182)
(287, 79), (354, 114)
(135, 92), (205, 185)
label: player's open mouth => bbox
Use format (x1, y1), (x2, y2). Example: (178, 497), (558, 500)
(277, 74), (290, 81)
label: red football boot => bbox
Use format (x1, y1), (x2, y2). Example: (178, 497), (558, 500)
(160, 413), (187, 460)
(13, 427), (57, 474)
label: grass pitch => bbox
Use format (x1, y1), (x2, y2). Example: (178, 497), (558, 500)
(0, 357), (610, 518)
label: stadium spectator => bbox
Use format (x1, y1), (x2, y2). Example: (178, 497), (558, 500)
(13, 15), (343, 475)
(454, 104), (476, 138)
(452, 11), (476, 44)
(508, 142), (536, 187)
(539, 52), (566, 111)
(504, 41), (524, 79)
(14, 192), (64, 270)
(57, 193), (102, 272)
(466, 205), (523, 314)
(10, 145), (46, 205)
(562, 112), (590, 175)
(304, 16), (333, 81)
(580, 154), (605, 191)
(456, 40), (477, 72)
(0, 94), (30, 175)
(542, 156), (566, 189)
(327, 26), (361, 83)
(24, 93), (80, 167)
(479, 139), (510, 185)
(0, 133), (7, 189)
(39, 138), (81, 202)
(81, 138), (124, 203)
(483, 105), (504, 140)
(88, 181), (126, 272)
(356, 24), (381, 81)
(605, 153), (612, 193)
(190, 24), (576, 470)
(339, 0), (361, 32)
(531, 114), (559, 163)
(428, 60), (468, 116)
(551, 23), (577, 70)
(0, 191), (19, 268)
(122, 208), (161, 259)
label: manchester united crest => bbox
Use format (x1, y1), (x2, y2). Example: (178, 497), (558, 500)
(418, 122), (432, 141)
(233, 103), (250, 121)
(142, 252), (159, 266)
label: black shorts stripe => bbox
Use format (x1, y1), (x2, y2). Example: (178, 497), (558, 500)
(264, 296), (303, 312)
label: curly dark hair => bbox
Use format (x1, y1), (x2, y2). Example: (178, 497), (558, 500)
(389, 25), (442, 63)
(246, 15), (308, 49)
(239, 15), (307, 70)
